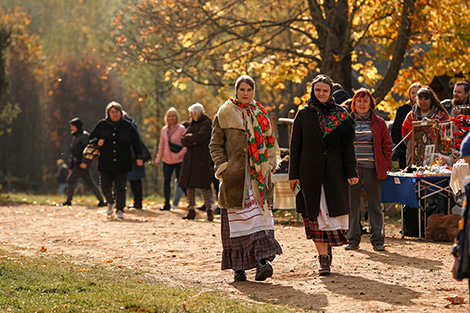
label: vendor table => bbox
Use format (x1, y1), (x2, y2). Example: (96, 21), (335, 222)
(381, 173), (452, 239)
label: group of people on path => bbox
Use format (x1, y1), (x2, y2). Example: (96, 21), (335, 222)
(58, 73), (470, 284)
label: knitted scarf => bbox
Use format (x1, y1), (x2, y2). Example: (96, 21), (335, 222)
(306, 94), (354, 147)
(230, 97), (276, 214)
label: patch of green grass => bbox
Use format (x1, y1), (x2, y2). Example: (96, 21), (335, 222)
(0, 193), (167, 209)
(0, 193), (66, 206)
(0, 250), (302, 312)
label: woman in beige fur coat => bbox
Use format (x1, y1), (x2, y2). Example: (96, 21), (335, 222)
(210, 75), (282, 282)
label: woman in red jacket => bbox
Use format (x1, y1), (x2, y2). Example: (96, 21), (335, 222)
(345, 88), (393, 251)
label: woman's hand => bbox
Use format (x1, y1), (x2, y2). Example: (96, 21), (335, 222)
(136, 159), (143, 167)
(79, 163), (87, 169)
(348, 178), (359, 185)
(98, 139), (105, 147)
(155, 159), (161, 166)
(289, 179), (300, 192)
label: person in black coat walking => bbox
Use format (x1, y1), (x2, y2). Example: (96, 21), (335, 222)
(62, 117), (105, 207)
(289, 74), (358, 276)
(89, 102), (143, 219)
(391, 82), (421, 169)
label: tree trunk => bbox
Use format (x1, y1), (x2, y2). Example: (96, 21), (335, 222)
(308, 0), (353, 92)
(373, 0), (416, 103)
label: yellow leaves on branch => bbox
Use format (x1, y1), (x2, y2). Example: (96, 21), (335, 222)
(178, 32), (194, 48)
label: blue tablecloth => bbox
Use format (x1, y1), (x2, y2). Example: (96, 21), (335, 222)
(380, 174), (451, 208)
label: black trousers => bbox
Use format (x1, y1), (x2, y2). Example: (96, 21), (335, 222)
(163, 162), (181, 205)
(100, 171), (128, 211)
(66, 166), (103, 203)
(129, 179), (143, 208)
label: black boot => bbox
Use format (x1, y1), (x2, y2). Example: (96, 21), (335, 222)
(207, 209), (214, 221)
(182, 208), (196, 220)
(160, 203), (171, 211)
(234, 270), (246, 282)
(255, 258), (273, 281)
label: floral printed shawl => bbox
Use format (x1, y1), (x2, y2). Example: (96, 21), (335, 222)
(230, 97), (277, 218)
(306, 94), (354, 147)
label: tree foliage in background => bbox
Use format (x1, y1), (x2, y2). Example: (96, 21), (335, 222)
(111, 0), (470, 114)
(0, 7), (46, 188)
(0, 10), (15, 136)
(0, 3), (128, 192)
(46, 55), (124, 155)
(0, 20), (11, 98)
(0, 0), (129, 60)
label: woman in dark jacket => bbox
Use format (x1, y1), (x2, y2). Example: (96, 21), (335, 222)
(178, 103), (214, 221)
(345, 88), (393, 252)
(289, 74), (358, 276)
(89, 101), (143, 219)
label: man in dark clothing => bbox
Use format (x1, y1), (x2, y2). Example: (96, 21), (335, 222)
(442, 81), (470, 117)
(62, 117), (106, 207)
(442, 81), (470, 148)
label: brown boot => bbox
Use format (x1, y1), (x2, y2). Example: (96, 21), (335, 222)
(318, 254), (330, 276)
(207, 209), (214, 221)
(327, 244), (332, 266)
(182, 208), (196, 220)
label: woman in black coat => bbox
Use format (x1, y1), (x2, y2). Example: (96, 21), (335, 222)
(178, 103), (214, 221)
(289, 74), (358, 276)
(89, 101), (142, 219)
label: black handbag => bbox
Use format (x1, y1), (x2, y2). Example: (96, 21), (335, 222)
(141, 141), (152, 162)
(169, 141), (183, 153)
(167, 129), (183, 153)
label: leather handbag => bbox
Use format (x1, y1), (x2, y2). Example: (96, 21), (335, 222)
(83, 119), (105, 161)
(83, 142), (100, 160)
(169, 141), (183, 153)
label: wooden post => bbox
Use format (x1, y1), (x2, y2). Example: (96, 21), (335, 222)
(270, 112), (279, 141)
(287, 109), (295, 144)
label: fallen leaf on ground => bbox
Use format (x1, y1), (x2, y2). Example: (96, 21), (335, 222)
(446, 295), (465, 304)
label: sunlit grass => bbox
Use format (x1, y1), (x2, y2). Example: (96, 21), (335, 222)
(0, 192), (167, 208)
(0, 249), (302, 312)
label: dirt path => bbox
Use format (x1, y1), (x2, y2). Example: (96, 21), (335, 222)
(0, 204), (468, 312)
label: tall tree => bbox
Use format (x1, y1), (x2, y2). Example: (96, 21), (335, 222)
(111, 0), (419, 110)
(0, 7), (46, 190)
(0, 21), (12, 97)
(112, 0), (470, 114)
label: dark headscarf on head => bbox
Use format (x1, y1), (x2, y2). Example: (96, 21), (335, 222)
(305, 75), (354, 147)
